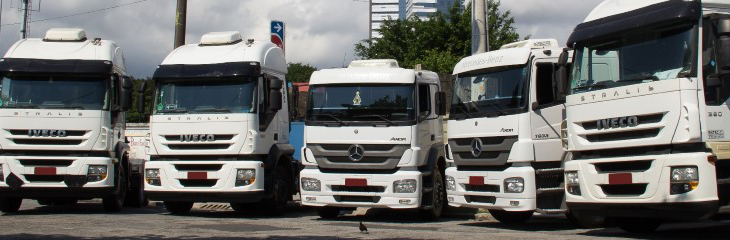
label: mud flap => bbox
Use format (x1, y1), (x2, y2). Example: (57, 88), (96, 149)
(6, 173), (23, 190)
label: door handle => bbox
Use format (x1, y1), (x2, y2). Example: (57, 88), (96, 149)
(431, 134), (435, 141)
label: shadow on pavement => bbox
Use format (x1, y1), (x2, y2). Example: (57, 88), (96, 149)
(579, 221), (730, 239)
(313, 208), (471, 224)
(457, 215), (579, 232)
(0, 234), (367, 240)
(1, 202), (165, 216)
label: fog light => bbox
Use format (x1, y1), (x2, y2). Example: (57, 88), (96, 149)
(567, 185), (581, 195)
(301, 177), (321, 191)
(393, 179), (417, 193)
(446, 175), (456, 191)
(399, 199), (411, 204)
(565, 171), (581, 196)
(510, 201), (519, 206)
(670, 166), (698, 195)
(236, 169), (256, 186)
(504, 177), (524, 193)
(87, 165), (108, 182)
(145, 169), (161, 186)
(305, 197), (317, 202)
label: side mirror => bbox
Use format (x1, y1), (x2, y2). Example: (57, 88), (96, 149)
(120, 76), (133, 111)
(436, 91), (447, 116)
(556, 49), (571, 98)
(270, 78), (283, 90)
(268, 90), (283, 112)
(137, 81), (147, 114)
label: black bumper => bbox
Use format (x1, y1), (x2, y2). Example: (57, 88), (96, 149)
(567, 201), (719, 220)
(0, 186), (116, 199)
(145, 191), (268, 203)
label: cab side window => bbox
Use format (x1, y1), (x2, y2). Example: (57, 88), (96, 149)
(418, 84), (431, 116)
(535, 63), (565, 107)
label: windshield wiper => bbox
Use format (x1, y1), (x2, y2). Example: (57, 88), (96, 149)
(572, 82), (610, 93)
(617, 74), (659, 83)
(42, 105), (85, 110)
(195, 108), (231, 113)
(353, 114), (397, 126)
(158, 108), (188, 114)
(309, 113), (347, 126)
(3, 103), (39, 109)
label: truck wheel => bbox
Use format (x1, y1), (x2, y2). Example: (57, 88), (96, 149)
(124, 175), (146, 208)
(102, 166), (127, 212)
(317, 207), (341, 219)
(419, 165), (446, 220)
(0, 197), (22, 213)
(261, 165), (289, 215)
(489, 209), (534, 224)
(617, 217), (662, 233)
(164, 201), (193, 215)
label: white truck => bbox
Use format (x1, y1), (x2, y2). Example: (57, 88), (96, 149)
(446, 39), (571, 223)
(143, 31), (297, 215)
(300, 59), (448, 220)
(0, 28), (144, 212)
(561, 0), (730, 233)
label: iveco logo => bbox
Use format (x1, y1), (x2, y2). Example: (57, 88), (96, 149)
(180, 134), (215, 142)
(348, 144), (364, 162)
(28, 129), (67, 137)
(471, 138), (483, 157)
(596, 116), (639, 130)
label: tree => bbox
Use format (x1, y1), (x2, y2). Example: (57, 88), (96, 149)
(126, 77), (154, 123)
(355, 0), (524, 73)
(286, 63), (318, 83)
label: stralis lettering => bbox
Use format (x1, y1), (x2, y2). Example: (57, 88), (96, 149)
(581, 85), (654, 102)
(28, 129), (67, 137)
(180, 134), (215, 142)
(596, 116), (638, 130)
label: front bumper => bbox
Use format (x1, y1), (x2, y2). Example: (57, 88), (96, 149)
(0, 156), (116, 198)
(445, 166), (536, 211)
(565, 151), (719, 219)
(299, 168), (423, 209)
(144, 160), (266, 203)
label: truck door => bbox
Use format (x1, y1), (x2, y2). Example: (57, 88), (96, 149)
(530, 61), (565, 162)
(417, 83), (438, 158)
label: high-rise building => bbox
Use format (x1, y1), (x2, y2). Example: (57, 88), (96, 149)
(406, 0), (458, 20)
(370, 0), (400, 39)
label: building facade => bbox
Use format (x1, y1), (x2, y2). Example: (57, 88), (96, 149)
(370, 0), (401, 39)
(370, 0), (459, 39)
(405, 0), (458, 20)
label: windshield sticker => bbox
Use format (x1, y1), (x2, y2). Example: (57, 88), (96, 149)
(353, 91), (362, 106)
(157, 103), (163, 111)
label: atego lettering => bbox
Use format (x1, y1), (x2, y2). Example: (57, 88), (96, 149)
(596, 116), (638, 130)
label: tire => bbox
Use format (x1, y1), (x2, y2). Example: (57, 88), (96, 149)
(317, 207), (341, 219)
(124, 174), (146, 208)
(489, 209), (534, 224)
(617, 217), (662, 233)
(419, 164), (446, 221)
(261, 165), (290, 216)
(164, 201), (193, 215)
(103, 166), (127, 212)
(0, 197), (22, 213)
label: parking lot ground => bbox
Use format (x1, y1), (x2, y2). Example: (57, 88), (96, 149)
(0, 199), (729, 239)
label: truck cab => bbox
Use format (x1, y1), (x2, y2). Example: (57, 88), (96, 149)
(446, 39), (571, 223)
(562, 0), (730, 232)
(0, 28), (143, 212)
(300, 59), (448, 220)
(143, 31), (297, 215)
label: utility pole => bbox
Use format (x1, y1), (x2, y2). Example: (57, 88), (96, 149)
(174, 0), (187, 49)
(20, 0), (30, 39)
(471, 0), (488, 54)
(368, 0), (372, 42)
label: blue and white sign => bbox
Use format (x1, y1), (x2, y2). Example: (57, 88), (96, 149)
(271, 20), (285, 52)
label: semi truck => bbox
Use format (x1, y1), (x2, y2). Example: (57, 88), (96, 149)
(0, 28), (144, 212)
(300, 59), (448, 220)
(143, 31), (298, 215)
(561, 0), (730, 233)
(446, 39), (571, 223)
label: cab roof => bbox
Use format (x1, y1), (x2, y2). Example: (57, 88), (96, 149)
(309, 59), (439, 86)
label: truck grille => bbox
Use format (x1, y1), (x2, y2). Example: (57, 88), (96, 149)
(309, 144), (408, 170)
(464, 184), (500, 193)
(174, 164), (224, 171)
(18, 159), (74, 167)
(465, 195), (496, 204)
(448, 136), (517, 166)
(334, 195), (381, 203)
(5, 129), (89, 146)
(594, 160), (653, 173)
(331, 185), (386, 193)
(24, 175), (65, 183)
(11, 139), (84, 145)
(163, 134), (235, 141)
(166, 144), (231, 150)
(179, 179), (218, 187)
(600, 184), (648, 196)
(579, 113), (665, 143)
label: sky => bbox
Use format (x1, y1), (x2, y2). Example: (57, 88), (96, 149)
(0, 0), (604, 78)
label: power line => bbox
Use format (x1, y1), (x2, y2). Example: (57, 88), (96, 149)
(1, 0), (152, 26)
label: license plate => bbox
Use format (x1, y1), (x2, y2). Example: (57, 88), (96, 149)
(187, 172), (207, 180)
(345, 178), (367, 187)
(469, 176), (484, 185)
(608, 173), (632, 185)
(34, 167), (56, 175)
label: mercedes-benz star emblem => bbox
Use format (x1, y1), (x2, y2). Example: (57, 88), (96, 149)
(348, 144), (365, 162)
(471, 138), (483, 157)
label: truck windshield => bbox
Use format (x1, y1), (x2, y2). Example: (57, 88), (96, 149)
(154, 78), (257, 114)
(571, 25), (695, 94)
(451, 66), (528, 117)
(0, 75), (109, 110)
(307, 84), (415, 124)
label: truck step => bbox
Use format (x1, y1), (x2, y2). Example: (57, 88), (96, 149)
(717, 178), (730, 185)
(536, 208), (566, 214)
(535, 168), (564, 175)
(536, 187), (564, 195)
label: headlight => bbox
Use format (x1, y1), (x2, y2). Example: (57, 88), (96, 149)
(393, 179), (417, 193)
(301, 177), (321, 191)
(236, 169), (256, 186)
(565, 171), (581, 195)
(145, 169), (161, 186)
(670, 166), (699, 195)
(87, 165), (108, 182)
(504, 177), (524, 193)
(446, 175), (455, 191)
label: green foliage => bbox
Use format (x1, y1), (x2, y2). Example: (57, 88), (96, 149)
(286, 62), (318, 83)
(126, 77), (154, 123)
(355, 0), (524, 73)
